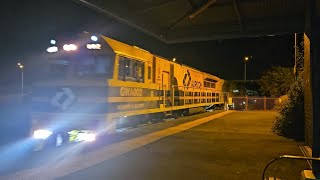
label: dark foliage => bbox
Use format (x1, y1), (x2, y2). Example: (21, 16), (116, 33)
(259, 66), (294, 97)
(272, 77), (304, 140)
(272, 36), (304, 140)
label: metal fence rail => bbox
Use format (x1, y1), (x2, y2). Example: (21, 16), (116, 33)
(229, 96), (278, 111)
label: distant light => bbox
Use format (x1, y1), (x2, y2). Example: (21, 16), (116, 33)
(91, 35), (98, 41)
(33, 129), (52, 140)
(244, 56), (252, 61)
(17, 63), (24, 69)
(47, 46), (58, 53)
(173, 58), (176, 62)
(86, 44), (101, 50)
(63, 44), (77, 51)
(50, 39), (56, 45)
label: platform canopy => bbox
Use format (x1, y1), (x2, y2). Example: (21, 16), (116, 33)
(74, 0), (307, 43)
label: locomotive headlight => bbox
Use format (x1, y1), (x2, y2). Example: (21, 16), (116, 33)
(63, 44), (77, 51)
(91, 35), (98, 41)
(50, 39), (56, 45)
(33, 129), (53, 140)
(78, 132), (96, 142)
(47, 46), (58, 53)
(68, 130), (96, 142)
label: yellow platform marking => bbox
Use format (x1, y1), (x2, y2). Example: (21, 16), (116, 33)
(2, 111), (233, 180)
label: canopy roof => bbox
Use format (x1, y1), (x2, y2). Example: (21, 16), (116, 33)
(74, 0), (308, 43)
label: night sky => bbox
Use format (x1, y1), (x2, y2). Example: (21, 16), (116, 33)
(0, 0), (295, 89)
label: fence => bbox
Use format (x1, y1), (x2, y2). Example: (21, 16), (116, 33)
(228, 96), (279, 111)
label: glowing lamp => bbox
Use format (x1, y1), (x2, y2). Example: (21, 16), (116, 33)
(63, 44), (77, 51)
(86, 44), (101, 50)
(33, 129), (53, 140)
(91, 35), (98, 41)
(47, 46), (58, 53)
(50, 39), (56, 45)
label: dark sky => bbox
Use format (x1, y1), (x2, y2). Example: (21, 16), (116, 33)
(0, 0), (295, 86)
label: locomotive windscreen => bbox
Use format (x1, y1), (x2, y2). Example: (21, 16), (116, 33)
(47, 53), (114, 80)
(44, 33), (115, 80)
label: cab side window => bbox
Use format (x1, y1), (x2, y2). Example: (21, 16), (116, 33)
(204, 80), (216, 89)
(118, 56), (144, 82)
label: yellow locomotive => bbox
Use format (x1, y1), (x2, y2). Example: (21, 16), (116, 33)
(31, 32), (224, 148)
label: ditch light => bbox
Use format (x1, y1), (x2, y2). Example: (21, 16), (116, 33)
(68, 130), (96, 142)
(33, 129), (53, 140)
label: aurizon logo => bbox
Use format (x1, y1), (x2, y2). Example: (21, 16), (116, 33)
(183, 70), (192, 87)
(51, 88), (76, 111)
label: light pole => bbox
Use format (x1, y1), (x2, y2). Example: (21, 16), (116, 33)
(17, 63), (24, 94)
(244, 56), (249, 82)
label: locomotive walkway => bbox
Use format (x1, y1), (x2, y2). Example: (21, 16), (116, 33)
(1, 111), (309, 180)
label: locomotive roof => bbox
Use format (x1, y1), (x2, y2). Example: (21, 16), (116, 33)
(103, 35), (223, 82)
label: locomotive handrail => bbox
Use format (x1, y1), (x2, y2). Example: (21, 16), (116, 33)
(171, 85), (218, 91)
(153, 84), (223, 108)
(169, 85), (223, 107)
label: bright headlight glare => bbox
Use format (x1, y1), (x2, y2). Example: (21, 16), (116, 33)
(33, 129), (53, 140)
(63, 44), (77, 51)
(47, 46), (58, 53)
(50, 39), (56, 45)
(78, 132), (96, 142)
(91, 35), (98, 41)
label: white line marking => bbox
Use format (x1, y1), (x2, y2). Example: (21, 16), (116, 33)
(1, 111), (233, 180)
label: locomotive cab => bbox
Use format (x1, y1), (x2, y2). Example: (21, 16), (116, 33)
(45, 32), (115, 81)
(31, 33), (117, 149)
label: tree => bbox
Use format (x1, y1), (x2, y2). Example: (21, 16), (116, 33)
(272, 35), (305, 140)
(259, 66), (295, 97)
(295, 40), (304, 77)
(272, 76), (304, 140)
(223, 80), (261, 97)
(223, 81), (244, 96)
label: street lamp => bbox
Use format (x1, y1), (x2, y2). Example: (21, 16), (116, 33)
(17, 63), (24, 94)
(243, 56), (251, 82)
